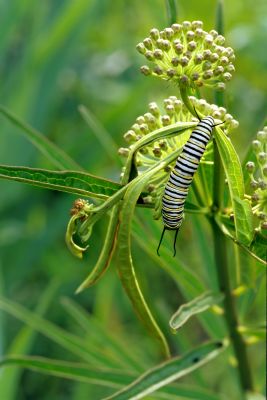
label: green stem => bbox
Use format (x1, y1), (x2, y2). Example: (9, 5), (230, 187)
(179, 85), (196, 117)
(212, 1), (254, 392)
(212, 101), (254, 396)
(165, 0), (178, 25)
(211, 220), (254, 394)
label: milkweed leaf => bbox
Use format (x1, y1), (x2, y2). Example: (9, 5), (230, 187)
(102, 340), (227, 400)
(169, 291), (224, 331)
(0, 165), (122, 200)
(214, 128), (254, 246)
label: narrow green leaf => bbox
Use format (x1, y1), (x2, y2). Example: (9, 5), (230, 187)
(0, 356), (134, 388)
(0, 280), (59, 400)
(60, 297), (145, 372)
(78, 105), (119, 165)
(0, 296), (122, 368)
(116, 167), (170, 358)
(0, 165), (121, 200)
(102, 340), (227, 400)
(165, 0), (178, 25)
(0, 105), (81, 170)
(169, 291), (224, 331)
(123, 122), (195, 183)
(214, 128), (254, 246)
(0, 356), (224, 400)
(75, 205), (120, 292)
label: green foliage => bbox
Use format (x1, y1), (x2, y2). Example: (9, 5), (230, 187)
(0, 1), (266, 399)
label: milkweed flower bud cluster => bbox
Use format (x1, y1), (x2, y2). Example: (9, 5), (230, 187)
(118, 96), (238, 195)
(246, 127), (267, 230)
(136, 21), (235, 90)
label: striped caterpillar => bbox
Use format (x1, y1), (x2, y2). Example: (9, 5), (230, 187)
(157, 115), (219, 256)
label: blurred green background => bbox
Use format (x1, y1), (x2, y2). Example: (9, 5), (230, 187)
(0, 0), (266, 399)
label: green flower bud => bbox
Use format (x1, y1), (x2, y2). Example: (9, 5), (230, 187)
(192, 20), (203, 30)
(220, 56), (229, 65)
(171, 23), (182, 33)
(214, 66), (224, 76)
(209, 29), (218, 38)
(194, 53), (203, 64)
(191, 72), (200, 81)
(149, 102), (160, 116)
(174, 43), (184, 54)
(145, 51), (154, 61)
(204, 34), (214, 46)
(186, 30), (195, 40)
(188, 40), (197, 51)
(263, 165), (267, 177)
(158, 140), (168, 150)
(164, 27), (174, 38)
(215, 35), (225, 45)
(180, 56), (189, 66)
(258, 152), (267, 164)
(258, 212), (267, 220)
(140, 123), (149, 134)
(203, 49), (212, 60)
(162, 39), (171, 51)
(153, 146), (162, 157)
(124, 130), (137, 143)
(167, 68), (177, 77)
(154, 49), (164, 59)
(143, 195), (153, 204)
(226, 64), (235, 73)
(140, 65), (151, 75)
(250, 180), (259, 189)
(203, 70), (213, 80)
(246, 161), (255, 173)
(257, 130), (267, 143)
(195, 28), (204, 37)
(143, 37), (153, 50)
(150, 28), (160, 40)
(161, 115), (171, 125)
(165, 104), (175, 116)
(252, 140), (262, 152)
(210, 53), (219, 62)
(136, 116), (145, 124)
(202, 60), (212, 70)
(223, 72), (232, 81)
(171, 57), (180, 66)
(216, 82), (226, 91)
(136, 43), (146, 54)
(182, 21), (191, 30)
(154, 65), (163, 75)
(261, 221), (267, 230)
(258, 180), (267, 189)
(118, 147), (130, 157)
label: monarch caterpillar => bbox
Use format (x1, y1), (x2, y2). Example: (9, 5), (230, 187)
(157, 115), (219, 256)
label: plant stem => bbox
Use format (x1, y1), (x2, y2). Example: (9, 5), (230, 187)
(211, 219), (254, 394)
(212, 130), (254, 395)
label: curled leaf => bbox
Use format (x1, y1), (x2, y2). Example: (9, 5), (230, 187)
(170, 291), (224, 331)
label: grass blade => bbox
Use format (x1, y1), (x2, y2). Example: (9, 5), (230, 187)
(0, 105), (82, 170)
(0, 296), (124, 368)
(60, 297), (145, 372)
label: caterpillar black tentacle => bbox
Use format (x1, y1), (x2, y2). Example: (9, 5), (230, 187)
(158, 116), (216, 256)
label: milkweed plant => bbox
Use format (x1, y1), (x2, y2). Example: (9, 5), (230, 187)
(0, 6), (266, 400)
